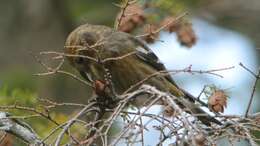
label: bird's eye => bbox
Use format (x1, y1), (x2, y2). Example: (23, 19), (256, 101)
(75, 57), (84, 64)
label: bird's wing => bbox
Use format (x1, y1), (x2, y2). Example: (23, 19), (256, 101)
(130, 37), (223, 125)
(129, 36), (179, 86)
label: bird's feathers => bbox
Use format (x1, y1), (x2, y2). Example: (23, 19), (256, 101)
(64, 24), (222, 125)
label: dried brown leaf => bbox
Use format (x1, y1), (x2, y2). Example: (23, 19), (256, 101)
(194, 133), (206, 146)
(163, 105), (177, 117)
(208, 90), (228, 113)
(176, 22), (197, 48)
(118, 3), (146, 33)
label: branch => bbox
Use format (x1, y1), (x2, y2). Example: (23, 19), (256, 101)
(239, 62), (260, 117)
(0, 112), (45, 146)
(114, 0), (138, 30)
(135, 12), (188, 38)
(54, 102), (96, 146)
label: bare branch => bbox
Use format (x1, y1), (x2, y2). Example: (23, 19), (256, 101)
(240, 63), (260, 117)
(0, 112), (44, 146)
(136, 12), (188, 38)
(114, 0), (138, 30)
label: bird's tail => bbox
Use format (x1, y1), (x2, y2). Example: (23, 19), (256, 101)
(166, 82), (222, 126)
(180, 88), (222, 125)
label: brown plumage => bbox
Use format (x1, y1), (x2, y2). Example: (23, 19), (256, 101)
(64, 24), (221, 125)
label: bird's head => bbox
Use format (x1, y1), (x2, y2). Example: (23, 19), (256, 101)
(64, 25), (100, 71)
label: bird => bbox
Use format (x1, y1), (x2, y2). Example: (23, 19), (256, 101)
(64, 23), (221, 125)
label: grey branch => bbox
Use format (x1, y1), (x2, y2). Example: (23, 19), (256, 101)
(0, 112), (45, 146)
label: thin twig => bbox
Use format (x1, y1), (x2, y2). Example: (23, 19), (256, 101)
(136, 12), (188, 38)
(124, 66), (235, 94)
(54, 102), (96, 146)
(244, 67), (260, 117)
(239, 62), (258, 78)
(114, 0), (138, 30)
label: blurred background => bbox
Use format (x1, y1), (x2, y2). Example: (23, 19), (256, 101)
(0, 0), (260, 145)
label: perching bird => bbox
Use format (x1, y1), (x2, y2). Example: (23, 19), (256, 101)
(64, 24), (221, 125)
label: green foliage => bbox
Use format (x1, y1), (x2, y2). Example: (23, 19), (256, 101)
(0, 85), (37, 106)
(0, 85), (74, 144)
(154, 0), (186, 14)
